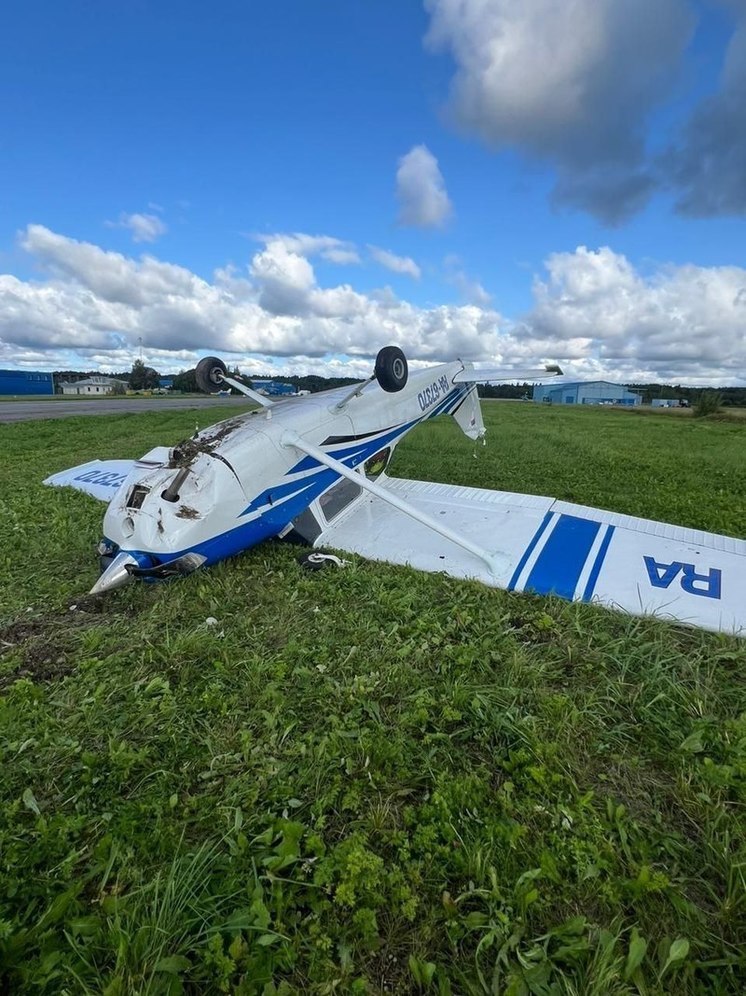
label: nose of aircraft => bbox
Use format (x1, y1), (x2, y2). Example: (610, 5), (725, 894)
(90, 548), (208, 594)
(93, 438), (251, 595)
(89, 551), (142, 594)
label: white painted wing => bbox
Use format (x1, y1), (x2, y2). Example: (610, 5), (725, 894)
(315, 477), (745, 637)
(44, 460), (135, 502)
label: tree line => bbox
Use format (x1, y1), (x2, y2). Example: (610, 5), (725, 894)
(52, 363), (746, 406)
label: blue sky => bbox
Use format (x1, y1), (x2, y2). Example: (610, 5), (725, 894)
(1, 0), (745, 384)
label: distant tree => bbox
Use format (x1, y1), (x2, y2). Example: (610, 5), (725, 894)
(110, 380), (127, 396)
(478, 382), (532, 399)
(129, 360), (147, 390)
(171, 368), (198, 392)
(129, 359), (160, 390)
(694, 390), (722, 417)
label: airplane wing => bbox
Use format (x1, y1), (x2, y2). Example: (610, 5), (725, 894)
(313, 477), (745, 637)
(43, 459), (135, 502)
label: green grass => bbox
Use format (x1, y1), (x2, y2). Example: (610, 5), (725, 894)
(1, 403), (745, 994)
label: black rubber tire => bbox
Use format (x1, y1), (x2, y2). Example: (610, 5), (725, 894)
(297, 551), (342, 572)
(195, 356), (228, 394)
(374, 346), (408, 393)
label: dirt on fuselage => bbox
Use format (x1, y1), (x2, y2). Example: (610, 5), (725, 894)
(168, 417), (249, 468)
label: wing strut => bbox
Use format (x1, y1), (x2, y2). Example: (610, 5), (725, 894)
(219, 374), (275, 408)
(332, 376), (375, 412)
(281, 430), (507, 576)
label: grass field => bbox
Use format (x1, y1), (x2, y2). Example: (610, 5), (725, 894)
(1, 403), (744, 994)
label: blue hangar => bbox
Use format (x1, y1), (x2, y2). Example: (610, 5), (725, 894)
(533, 381), (641, 406)
(0, 369), (55, 396)
(252, 379), (296, 397)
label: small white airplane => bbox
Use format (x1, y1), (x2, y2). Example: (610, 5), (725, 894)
(45, 346), (745, 637)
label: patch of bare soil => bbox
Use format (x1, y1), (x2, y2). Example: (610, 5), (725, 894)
(1, 621), (76, 688)
(0, 597), (110, 688)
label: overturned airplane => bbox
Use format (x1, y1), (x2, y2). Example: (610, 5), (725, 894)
(45, 347), (745, 637)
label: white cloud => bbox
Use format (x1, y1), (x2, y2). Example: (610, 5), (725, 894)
(2, 225), (515, 365)
(250, 240), (316, 316)
(1, 226), (744, 386)
(322, 247), (361, 265)
(107, 212), (168, 243)
(21, 225), (199, 308)
(526, 246), (746, 383)
(424, 0), (694, 222)
(252, 233), (360, 265)
(368, 246), (421, 279)
(395, 145), (453, 228)
(444, 255), (492, 306)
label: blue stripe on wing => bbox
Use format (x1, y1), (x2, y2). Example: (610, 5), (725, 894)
(523, 514), (601, 600)
(581, 524), (615, 602)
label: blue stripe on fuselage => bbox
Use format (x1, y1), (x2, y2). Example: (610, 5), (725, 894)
(123, 385), (471, 574)
(241, 385), (467, 517)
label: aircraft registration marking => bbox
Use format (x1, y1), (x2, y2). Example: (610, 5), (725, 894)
(643, 556), (722, 599)
(74, 469), (129, 489)
(418, 374), (450, 411)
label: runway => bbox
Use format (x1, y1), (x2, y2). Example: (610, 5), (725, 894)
(0, 396), (251, 423)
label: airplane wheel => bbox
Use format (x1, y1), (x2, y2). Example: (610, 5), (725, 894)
(195, 356), (228, 394)
(375, 346), (408, 392)
(297, 551), (349, 571)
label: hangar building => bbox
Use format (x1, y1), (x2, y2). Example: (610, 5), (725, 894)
(252, 379), (296, 396)
(533, 381), (641, 406)
(0, 369), (55, 396)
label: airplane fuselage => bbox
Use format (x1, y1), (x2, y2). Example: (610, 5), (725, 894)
(99, 361), (473, 582)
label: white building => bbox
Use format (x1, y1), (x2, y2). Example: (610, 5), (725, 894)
(59, 376), (129, 396)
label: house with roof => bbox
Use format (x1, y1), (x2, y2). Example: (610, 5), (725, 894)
(59, 375), (129, 396)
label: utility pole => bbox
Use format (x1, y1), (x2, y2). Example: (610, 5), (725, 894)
(138, 336), (143, 363)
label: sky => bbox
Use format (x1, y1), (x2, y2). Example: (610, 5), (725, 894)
(1, 0), (745, 385)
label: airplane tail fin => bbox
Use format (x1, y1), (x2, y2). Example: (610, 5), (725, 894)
(451, 384), (485, 440)
(449, 363), (562, 439)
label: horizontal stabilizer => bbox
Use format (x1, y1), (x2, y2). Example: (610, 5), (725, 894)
(453, 364), (563, 384)
(44, 459), (135, 502)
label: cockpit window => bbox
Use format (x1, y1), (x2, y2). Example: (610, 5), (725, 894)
(319, 477), (362, 521)
(364, 447), (391, 479)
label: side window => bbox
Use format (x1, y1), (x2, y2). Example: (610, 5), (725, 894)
(364, 447), (391, 480)
(319, 476), (362, 522)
